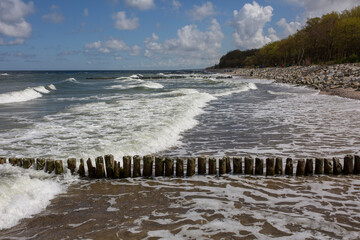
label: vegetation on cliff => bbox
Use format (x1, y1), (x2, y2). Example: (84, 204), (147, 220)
(212, 6), (360, 69)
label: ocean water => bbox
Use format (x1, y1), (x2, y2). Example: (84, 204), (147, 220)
(0, 71), (360, 239)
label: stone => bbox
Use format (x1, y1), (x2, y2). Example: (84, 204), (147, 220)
(266, 158), (275, 176)
(176, 157), (184, 177)
(187, 157), (196, 177)
(219, 157), (226, 175)
(244, 156), (254, 175)
(123, 156), (132, 178)
(208, 157), (216, 175)
(315, 158), (324, 175)
(36, 158), (45, 170)
(95, 156), (105, 178)
(77, 158), (85, 177)
(133, 155), (141, 178)
(22, 158), (33, 169)
(233, 156), (242, 174)
(55, 160), (64, 174)
(255, 158), (264, 175)
(164, 157), (174, 177)
(275, 157), (283, 175)
(104, 155), (114, 178)
(67, 158), (77, 174)
(296, 159), (305, 176)
(87, 158), (96, 178)
(285, 158), (293, 175)
(343, 155), (354, 175)
(143, 155), (153, 177)
(46, 159), (55, 173)
(324, 158), (333, 175)
(197, 156), (206, 175)
(333, 157), (342, 175)
(354, 155), (360, 175)
(305, 159), (313, 176)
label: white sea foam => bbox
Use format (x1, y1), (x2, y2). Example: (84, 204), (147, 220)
(0, 87), (43, 104)
(33, 86), (50, 94)
(64, 77), (79, 83)
(0, 73), (9, 76)
(0, 164), (76, 230)
(48, 84), (56, 90)
(139, 82), (164, 89)
(108, 81), (164, 90)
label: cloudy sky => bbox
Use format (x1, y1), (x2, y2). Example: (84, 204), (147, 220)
(0, 0), (359, 70)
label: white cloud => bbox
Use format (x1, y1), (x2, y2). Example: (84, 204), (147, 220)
(232, 1), (275, 50)
(0, 0), (33, 38)
(113, 11), (139, 30)
(172, 0), (181, 10)
(188, 1), (216, 21)
(85, 38), (141, 56)
(267, 27), (279, 42)
(124, 0), (155, 10)
(144, 19), (224, 67)
(84, 8), (89, 17)
(277, 18), (301, 37)
(42, 5), (65, 24)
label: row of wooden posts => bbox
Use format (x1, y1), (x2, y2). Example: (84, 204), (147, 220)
(1, 154), (360, 178)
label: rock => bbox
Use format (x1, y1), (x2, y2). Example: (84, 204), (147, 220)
(143, 155), (153, 177)
(123, 156), (132, 178)
(233, 156), (242, 174)
(46, 159), (55, 173)
(285, 158), (293, 175)
(315, 158), (324, 174)
(87, 158), (96, 178)
(333, 157), (342, 175)
(255, 158), (264, 175)
(104, 155), (114, 178)
(55, 160), (63, 174)
(155, 156), (165, 177)
(197, 156), (206, 175)
(343, 155), (354, 175)
(244, 156), (254, 175)
(67, 158), (77, 174)
(95, 156), (105, 178)
(77, 158), (85, 177)
(176, 157), (184, 177)
(266, 158), (275, 176)
(324, 158), (333, 175)
(133, 155), (141, 178)
(36, 158), (45, 170)
(165, 157), (174, 177)
(296, 159), (305, 176)
(305, 159), (313, 176)
(208, 157), (217, 175)
(186, 157), (196, 177)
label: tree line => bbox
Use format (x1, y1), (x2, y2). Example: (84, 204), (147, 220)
(211, 6), (360, 69)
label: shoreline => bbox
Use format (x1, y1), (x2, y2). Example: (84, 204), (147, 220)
(209, 63), (360, 100)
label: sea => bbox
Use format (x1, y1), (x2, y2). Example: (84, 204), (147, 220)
(0, 70), (359, 239)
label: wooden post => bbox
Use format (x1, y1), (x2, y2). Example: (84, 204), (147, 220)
(22, 158), (33, 169)
(285, 158), (293, 176)
(176, 157), (184, 177)
(67, 158), (77, 174)
(55, 160), (63, 174)
(187, 157), (196, 177)
(275, 157), (283, 175)
(324, 158), (333, 175)
(354, 155), (360, 175)
(36, 158), (45, 170)
(219, 157), (226, 175)
(95, 156), (105, 178)
(164, 157), (174, 177)
(133, 155), (141, 178)
(0, 157), (5, 164)
(112, 161), (120, 179)
(266, 158), (275, 176)
(305, 159), (313, 176)
(46, 159), (55, 173)
(244, 156), (254, 175)
(11, 158), (22, 167)
(104, 155), (114, 178)
(155, 156), (164, 177)
(224, 156), (231, 173)
(343, 155), (354, 175)
(87, 158), (96, 178)
(123, 156), (132, 178)
(255, 158), (264, 175)
(233, 156), (242, 174)
(197, 156), (206, 175)
(296, 159), (305, 176)
(77, 158), (85, 177)
(315, 158), (324, 175)
(333, 157), (342, 175)
(208, 157), (216, 175)
(143, 155), (153, 177)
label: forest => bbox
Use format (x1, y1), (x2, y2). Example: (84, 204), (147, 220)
(212, 6), (360, 69)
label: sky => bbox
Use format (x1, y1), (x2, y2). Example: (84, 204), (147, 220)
(0, 0), (359, 70)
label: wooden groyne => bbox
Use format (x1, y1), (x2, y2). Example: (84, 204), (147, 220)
(1, 155), (360, 178)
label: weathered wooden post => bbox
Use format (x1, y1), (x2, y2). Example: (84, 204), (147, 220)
(208, 157), (216, 175)
(22, 158), (33, 169)
(305, 159), (313, 176)
(67, 158), (77, 174)
(113, 161), (120, 179)
(36, 158), (45, 170)
(233, 156), (242, 174)
(296, 159), (305, 176)
(143, 155), (153, 177)
(95, 156), (105, 178)
(46, 159), (55, 173)
(123, 156), (132, 178)
(244, 156), (254, 175)
(315, 158), (324, 175)
(219, 157), (226, 175)
(104, 155), (114, 178)
(224, 156), (231, 173)
(187, 157), (196, 177)
(333, 157), (342, 175)
(155, 156), (164, 177)
(275, 157), (283, 175)
(285, 158), (293, 176)
(10, 158), (22, 167)
(343, 155), (354, 175)
(176, 157), (184, 177)
(78, 158), (85, 177)
(55, 160), (63, 174)
(266, 158), (275, 176)
(9, 157), (16, 166)
(255, 158), (264, 175)
(197, 156), (206, 175)
(0, 157), (5, 164)
(133, 155), (141, 178)
(165, 157), (174, 177)
(324, 158), (333, 175)
(354, 155), (360, 174)
(87, 158), (96, 178)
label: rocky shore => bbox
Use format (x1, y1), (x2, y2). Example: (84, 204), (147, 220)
(213, 63), (360, 100)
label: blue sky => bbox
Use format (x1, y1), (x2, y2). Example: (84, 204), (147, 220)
(0, 0), (359, 70)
